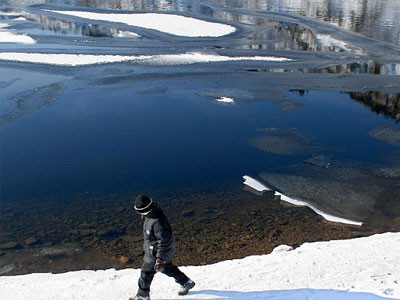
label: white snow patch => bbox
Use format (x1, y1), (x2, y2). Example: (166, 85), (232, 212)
(114, 30), (140, 38)
(0, 31), (36, 44)
(0, 52), (151, 66)
(0, 23), (35, 44)
(316, 34), (349, 50)
(1, 233), (399, 300)
(272, 244), (294, 253)
(47, 10), (236, 37)
(216, 96), (235, 103)
(243, 175), (271, 192)
(0, 52), (291, 66)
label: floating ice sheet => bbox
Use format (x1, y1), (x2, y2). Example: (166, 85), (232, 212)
(216, 96), (235, 103)
(369, 125), (400, 147)
(1, 81), (65, 127)
(274, 191), (363, 226)
(243, 175), (271, 192)
(48, 10), (236, 37)
(242, 175), (362, 226)
(316, 34), (349, 51)
(0, 24), (35, 44)
(0, 52), (291, 66)
(249, 128), (316, 155)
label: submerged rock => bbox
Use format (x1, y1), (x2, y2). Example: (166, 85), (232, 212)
(24, 237), (39, 246)
(0, 263), (16, 275)
(0, 242), (22, 250)
(36, 246), (82, 258)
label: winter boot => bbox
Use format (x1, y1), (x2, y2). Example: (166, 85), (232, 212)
(178, 279), (195, 296)
(129, 295), (150, 300)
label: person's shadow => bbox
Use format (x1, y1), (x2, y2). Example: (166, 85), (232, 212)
(186, 288), (395, 299)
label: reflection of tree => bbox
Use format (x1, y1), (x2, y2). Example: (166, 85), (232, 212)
(215, 0), (400, 46)
(349, 92), (400, 121)
(289, 89), (399, 121)
(25, 13), (137, 38)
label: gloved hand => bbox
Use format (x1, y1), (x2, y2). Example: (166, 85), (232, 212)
(154, 258), (166, 272)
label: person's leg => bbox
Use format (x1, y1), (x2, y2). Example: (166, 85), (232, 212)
(161, 262), (190, 285)
(137, 261), (156, 297)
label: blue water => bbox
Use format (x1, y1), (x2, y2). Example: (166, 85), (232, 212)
(2, 78), (398, 200)
(0, 0), (399, 219)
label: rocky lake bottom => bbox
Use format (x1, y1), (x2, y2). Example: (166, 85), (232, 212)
(2, 185), (400, 276)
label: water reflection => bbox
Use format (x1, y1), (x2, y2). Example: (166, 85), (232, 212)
(349, 92), (400, 121)
(216, 0), (400, 47)
(290, 89), (400, 121)
(21, 12), (140, 38)
(247, 61), (400, 76)
(2, 1), (399, 46)
(214, 12), (349, 52)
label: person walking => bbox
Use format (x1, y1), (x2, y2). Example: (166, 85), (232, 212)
(130, 194), (195, 300)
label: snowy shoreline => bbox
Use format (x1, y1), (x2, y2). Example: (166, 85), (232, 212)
(1, 233), (399, 300)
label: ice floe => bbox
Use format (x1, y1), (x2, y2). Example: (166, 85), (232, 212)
(215, 96), (235, 103)
(47, 10), (236, 37)
(316, 34), (349, 50)
(0, 52), (291, 66)
(0, 24), (35, 44)
(243, 175), (363, 226)
(243, 175), (271, 192)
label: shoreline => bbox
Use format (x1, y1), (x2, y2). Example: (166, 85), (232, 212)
(1, 232), (400, 300)
(2, 186), (399, 276)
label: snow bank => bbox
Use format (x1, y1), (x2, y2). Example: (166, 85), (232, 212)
(1, 233), (399, 300)
(0, 52), (291, 66)
(47, 10), (236, 37)
(243, 175), (363, 226)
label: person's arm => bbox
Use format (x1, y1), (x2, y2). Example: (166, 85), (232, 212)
(153, 220), (173, 261)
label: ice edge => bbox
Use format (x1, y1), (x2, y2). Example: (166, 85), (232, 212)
(243, 175), (363, 226)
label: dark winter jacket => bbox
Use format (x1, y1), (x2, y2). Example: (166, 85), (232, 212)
(142, 203), (175, 263)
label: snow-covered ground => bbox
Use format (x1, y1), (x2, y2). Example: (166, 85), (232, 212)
(1, 233), (399, 300)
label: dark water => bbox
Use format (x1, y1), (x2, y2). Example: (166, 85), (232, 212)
(1, 0), (400, 275)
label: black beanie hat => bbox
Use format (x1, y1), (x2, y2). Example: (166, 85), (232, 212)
(134, 194), (154, 213)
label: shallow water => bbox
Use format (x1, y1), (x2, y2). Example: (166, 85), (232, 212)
(0, 0), (400, 274)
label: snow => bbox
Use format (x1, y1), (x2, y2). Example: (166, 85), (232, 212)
(0, 24), (35, 44)
(1, 233), (399, 300)
(243, 175), (271, 191)
(316, 34), (349, 50)
(243, 175), (363, 226)
(47, 10), (236, 37)
(0, 52), (291, 66)
(216, 96), (235, 103)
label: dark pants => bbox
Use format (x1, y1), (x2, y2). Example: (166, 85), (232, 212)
(137, 259), (189, 297)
